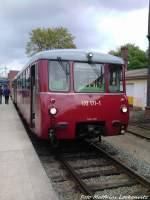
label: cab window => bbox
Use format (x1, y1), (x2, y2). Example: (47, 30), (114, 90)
(48, 61), (70, 91)
(108, 65), (123, 92)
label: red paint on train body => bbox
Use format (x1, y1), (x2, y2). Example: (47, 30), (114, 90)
(12, 50), (129, 143)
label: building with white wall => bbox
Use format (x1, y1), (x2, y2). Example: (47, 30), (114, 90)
(126, 68), (148, 109)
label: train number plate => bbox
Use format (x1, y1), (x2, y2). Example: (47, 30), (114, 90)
(81, 100), (101, 106)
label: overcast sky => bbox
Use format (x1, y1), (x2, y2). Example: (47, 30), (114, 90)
(0, 0), (149, 73)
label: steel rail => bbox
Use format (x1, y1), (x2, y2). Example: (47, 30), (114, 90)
(87, 140), (150, 191)
(58, 155), (94, 197)
(127, 130), (150, 140)
(56, 141), (150, 199)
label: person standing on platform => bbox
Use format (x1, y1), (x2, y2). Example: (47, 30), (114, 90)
(3, 85), (10, 104)
(0, 85), (3, 104)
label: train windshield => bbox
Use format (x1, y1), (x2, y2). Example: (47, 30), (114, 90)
(74, 62), (105, 93)
(108, 64), (123, 92)
(48, 61), (70, 91)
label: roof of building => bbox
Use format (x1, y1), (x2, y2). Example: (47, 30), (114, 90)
(125, 68), (148, 80)
(16, 49), (124, 78)
(8, 70), (19, 79)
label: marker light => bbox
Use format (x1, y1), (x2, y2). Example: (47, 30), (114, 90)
(49, 107), (57, 115)
(121, 106), (128, 113)
(87, 52), (93, 61)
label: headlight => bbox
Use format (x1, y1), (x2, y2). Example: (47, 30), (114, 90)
(121, 106), (128, 113)
(49, 107), (57, 115)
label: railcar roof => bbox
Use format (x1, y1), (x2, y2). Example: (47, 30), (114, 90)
(16, 49), (124, 78)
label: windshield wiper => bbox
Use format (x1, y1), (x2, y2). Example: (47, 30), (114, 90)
(57, 57), (70, 75)
(91, 63), (103, 77)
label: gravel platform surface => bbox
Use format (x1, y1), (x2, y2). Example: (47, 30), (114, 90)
(100, 133), (150, 178)
(96, 109), (150, 180)
(95, 185), (148, 200)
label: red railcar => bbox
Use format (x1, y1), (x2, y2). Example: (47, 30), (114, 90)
(12, 49), (129, 144)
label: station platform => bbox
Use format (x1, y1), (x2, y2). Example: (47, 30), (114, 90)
(0, 99), (58, 200)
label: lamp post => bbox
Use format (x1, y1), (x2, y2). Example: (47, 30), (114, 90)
(145, 0), (150, 116)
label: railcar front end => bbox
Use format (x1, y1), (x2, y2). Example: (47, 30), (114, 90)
(12, 50), (129, 145)
(39, 57), (129, 143)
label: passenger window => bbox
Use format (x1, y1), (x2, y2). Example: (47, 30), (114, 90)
(22, 71), (26, 89)
(26, 68), (30, 89)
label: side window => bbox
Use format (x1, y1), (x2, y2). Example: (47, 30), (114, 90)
(30, 63), (39, 93)
(108, 65), (123, 92)
(19, 76), (21, 89)
(21, 74), (23, 89)
(17, 77), (19, 89)
(22, 71), (26, 89)
(35, 63), (39, 93)
(26, 68), (30, 89)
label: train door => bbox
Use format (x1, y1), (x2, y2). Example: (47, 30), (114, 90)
(14, 79), (17, 103)
(30, 63), (38, 128)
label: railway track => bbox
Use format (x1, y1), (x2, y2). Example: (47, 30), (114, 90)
(127, 130), (150, 140)
(15, 104), (150, 199)
(20, 124), (150, 199)
(57, 140), (150, 199)
(130, 119), (150, 130)
(127, 123), (150, 140)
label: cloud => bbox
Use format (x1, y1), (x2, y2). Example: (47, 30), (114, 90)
(0, 0), (148, 71)
(99, 8), (148, 51)
(90, 0), (148, 11)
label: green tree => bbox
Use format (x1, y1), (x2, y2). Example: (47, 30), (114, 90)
(26, 27), (76, 56)
(109, 43), (148, 70)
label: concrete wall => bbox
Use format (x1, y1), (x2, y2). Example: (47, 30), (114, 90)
(126, 79), (147, 109)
